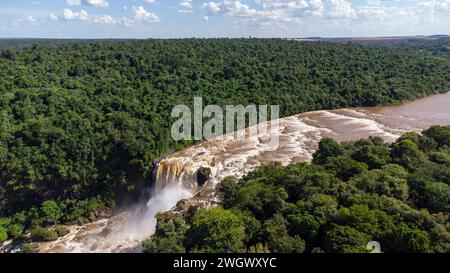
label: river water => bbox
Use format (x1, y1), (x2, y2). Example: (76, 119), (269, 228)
(15, 92), (450, 253)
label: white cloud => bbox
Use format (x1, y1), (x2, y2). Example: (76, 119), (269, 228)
(201, 0), (320, 26)
(66, 0), (109, 8)
(254, 0), (324, 16)
(63, 8), (89, 21)
(6, 0), (450, 37)
(25, 15), (36, 22)
(202, 1), (258, 17)
(94, 14), (116, 24)
(66, 0), (81, 6)
(327, 0), (355, 18)
(179, 0), (194, 13)
(120, 17), (135, 27)
(357, 5), (386, 19)
(202, 2), (221, 14)
(83, 0), (109, 8)
(199, 0), (367, 28)
(49, 13), (58, 21)
(417, 0), (450, 15)
(132, 6), (160, 22)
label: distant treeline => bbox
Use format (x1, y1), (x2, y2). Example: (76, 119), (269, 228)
(0, 39), (449, 246)
(369, 37), (450, 57)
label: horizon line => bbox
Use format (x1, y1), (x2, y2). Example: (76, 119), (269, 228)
(0, 34), (449, 40)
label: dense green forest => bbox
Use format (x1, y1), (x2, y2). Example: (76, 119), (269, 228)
(0, 39), (449, 245)
(371, 37), (450, 57)
(144, 126), (450, 253)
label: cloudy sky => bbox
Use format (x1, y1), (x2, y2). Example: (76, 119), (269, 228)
(0, 0), (448, 38)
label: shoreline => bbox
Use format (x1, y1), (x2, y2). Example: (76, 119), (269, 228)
(3, 90), (450, 253)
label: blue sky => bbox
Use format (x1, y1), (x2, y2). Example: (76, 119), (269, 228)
(0, 0), (448, 38)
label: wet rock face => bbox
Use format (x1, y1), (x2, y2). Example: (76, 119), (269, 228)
(196, 167), (212, 187)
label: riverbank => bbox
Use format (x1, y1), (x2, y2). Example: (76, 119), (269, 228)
(3, 91), (449, 253)
(148, 90), (450, 253)
(147, 124), (450, 253)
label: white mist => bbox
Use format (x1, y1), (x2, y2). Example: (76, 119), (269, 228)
(39, 183), (193, 253)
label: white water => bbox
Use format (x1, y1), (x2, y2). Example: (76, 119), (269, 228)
(37, 183), (193, 253)
(22, 91), (450, 253)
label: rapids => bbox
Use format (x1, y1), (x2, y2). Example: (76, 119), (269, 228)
(11, 92), (450, 253)
(35, 183), (193, 253)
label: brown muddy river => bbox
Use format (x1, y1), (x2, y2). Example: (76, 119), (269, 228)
(3, 92), (449, 253)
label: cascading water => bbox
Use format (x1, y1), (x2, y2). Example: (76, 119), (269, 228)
(154, 161), (199, 191)
(31, 162), (195, 253)
(7, 91), (448, 253)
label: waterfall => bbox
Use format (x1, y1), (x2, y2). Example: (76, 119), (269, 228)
(35, 160), (196, 253)
(155, 162), (183, 191)
(154, 159), (205, 191)
(30, 92), (450, 253)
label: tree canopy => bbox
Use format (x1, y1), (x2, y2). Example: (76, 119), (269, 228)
(0, 38), (449, 245)
(144, 126), (450, 253)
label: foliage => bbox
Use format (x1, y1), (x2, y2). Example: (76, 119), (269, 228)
(186, 208), (246, 253)
(0, 38), (449, 243)
(313, 138), (344, 164)
(264, 214), (306, 253)
(423, 126), (450, 148)
(350, 164), (409, 201)
(30, 227), (59, 242)
(54, 226), (70, 237)
(0, 227), (7, 243)
(323, 225), (370, 253)
(142, 214), (188, 253)
(21, 243), (39, 253)
(40, 201), (62, 225)
(384, 223), (432, 253)
(145, 126), (450, 253)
